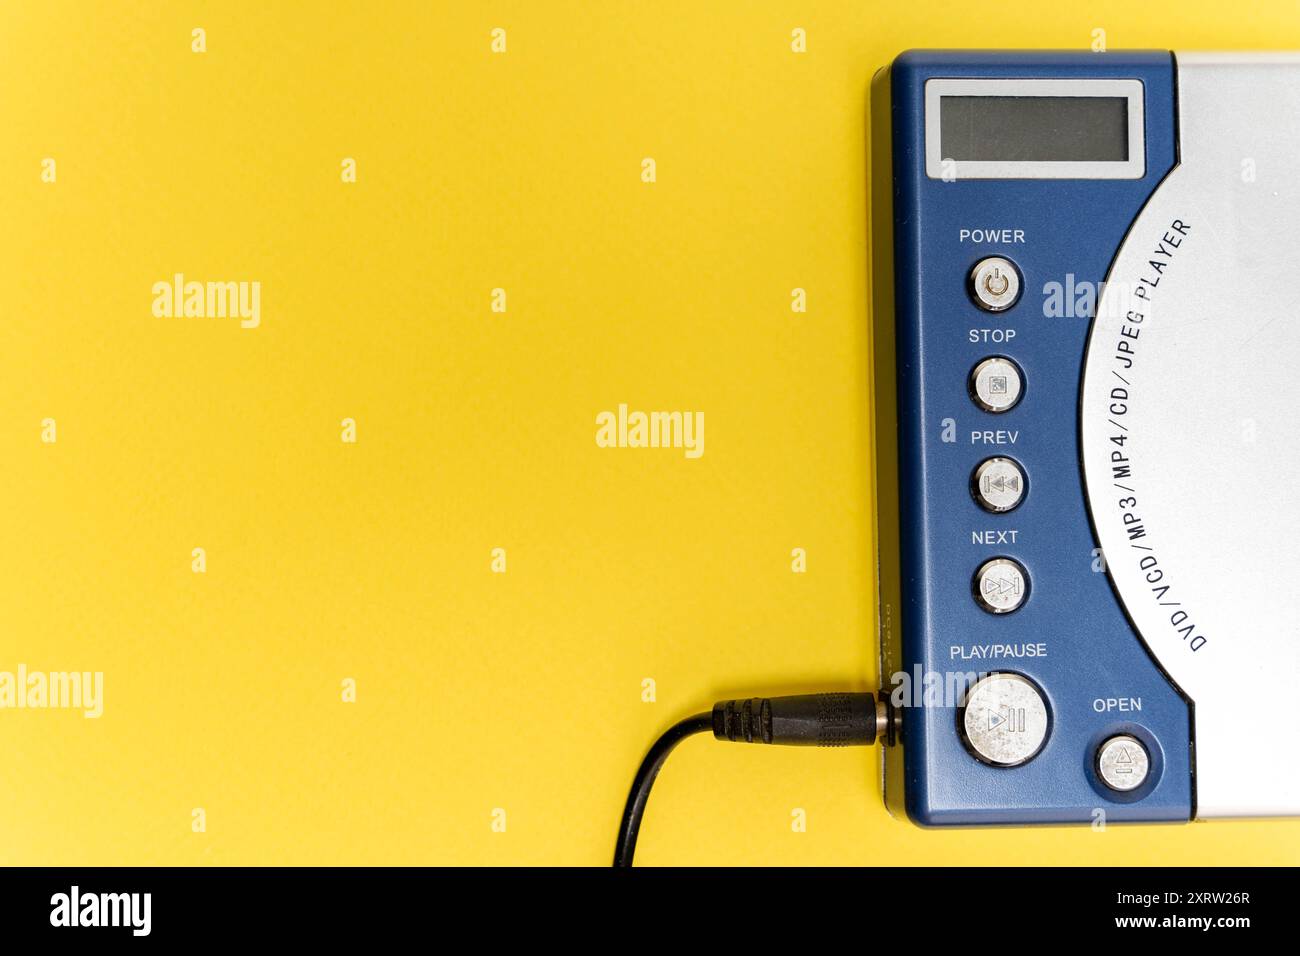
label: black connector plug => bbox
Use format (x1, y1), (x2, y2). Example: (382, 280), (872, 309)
(712, 693), (883, 746)
(614, 692), (890, 866)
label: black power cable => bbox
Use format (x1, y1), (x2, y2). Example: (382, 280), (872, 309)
(613, 693), (888, 866)
(613, 713), (713, 868)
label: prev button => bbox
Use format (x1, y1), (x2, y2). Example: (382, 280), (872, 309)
(972, 456), (1027, 513)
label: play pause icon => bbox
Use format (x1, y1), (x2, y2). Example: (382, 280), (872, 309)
(989, 707), (1027, 733)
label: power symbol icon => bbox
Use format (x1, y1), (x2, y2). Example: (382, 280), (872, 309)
(970, 256), (1021, 312)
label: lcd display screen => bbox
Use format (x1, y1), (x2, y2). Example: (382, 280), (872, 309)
(939, 96), (1129, 162)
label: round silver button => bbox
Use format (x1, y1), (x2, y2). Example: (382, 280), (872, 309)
(960, 673), (1049, 767)
(970, 256), (1022, 311)
(969, 356), (1024, 413)
(973, 556), (1029, 614)
(972, 457), (1026, 513)
(1097, 734), (1151, 791)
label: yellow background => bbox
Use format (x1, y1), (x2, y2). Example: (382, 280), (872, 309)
(1, 0), (1297, 866)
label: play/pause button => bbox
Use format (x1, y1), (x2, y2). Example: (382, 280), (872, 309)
(960, 673), (1049, 767)
(973, 556), (1029, 614)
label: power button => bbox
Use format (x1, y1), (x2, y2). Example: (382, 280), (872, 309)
(970, 256), (1022, 312)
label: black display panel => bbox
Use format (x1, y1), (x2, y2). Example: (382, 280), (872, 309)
(939, 96), (1129, 162)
